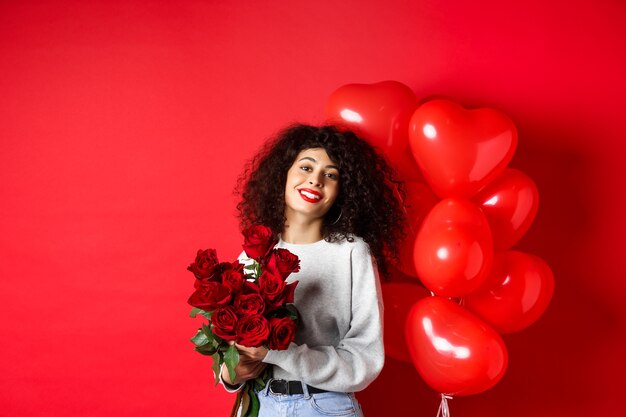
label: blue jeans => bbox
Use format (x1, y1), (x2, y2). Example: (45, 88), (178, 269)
(256, 379), (364, 417)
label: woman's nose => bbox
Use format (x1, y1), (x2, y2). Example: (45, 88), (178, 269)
(308, 175), (322, 186)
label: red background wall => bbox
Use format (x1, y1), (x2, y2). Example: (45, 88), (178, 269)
(1, 1), (625, 416)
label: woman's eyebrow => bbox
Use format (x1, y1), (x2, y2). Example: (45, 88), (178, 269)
(298, 156), (339, 170)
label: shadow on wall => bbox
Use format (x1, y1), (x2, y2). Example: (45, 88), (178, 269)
(360, 123), (620, 416)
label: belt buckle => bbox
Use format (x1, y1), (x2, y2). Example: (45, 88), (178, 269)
(269, 379), (289, 395)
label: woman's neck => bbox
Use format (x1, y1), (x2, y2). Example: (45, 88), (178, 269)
(281, 215), (324, 244)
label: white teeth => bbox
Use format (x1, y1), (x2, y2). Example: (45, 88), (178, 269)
(300, 190), (321, 200)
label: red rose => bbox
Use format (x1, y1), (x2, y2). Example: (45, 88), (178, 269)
(234, 292), (266, 316)
(222, 268), (245, 294)
(259, 269), (286, 309)
(187, 282), (232, 311)
(242, 225), (277, 260)
(283, 281), (298, 304)
(236, 314), (270, 347)
(211, 306), (238, 341)
(241, 280), (260, 294)
(187, 249), (219, 280)
(193, 261), (234, 289)
(203, 261), (240, 288)
(266, 249), (300, 280)
(231, 260), (245, 273)
(268, 317), (297, 350)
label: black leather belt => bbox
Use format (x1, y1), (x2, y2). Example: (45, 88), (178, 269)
(268, 379), (327, 395)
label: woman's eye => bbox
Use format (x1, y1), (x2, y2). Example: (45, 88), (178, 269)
(326, 172), (338, 180)
(300, 166), (311, 172)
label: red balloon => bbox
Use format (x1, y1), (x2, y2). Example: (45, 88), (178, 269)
(473, 168), (539, 251)
(405, 296), (508, 396)
(408, 98), (518, 198)
(324, 80), (421, 181)
(396, 181), (439, 277)
(464, 251), (555, 334)
(415, 198), (493, 297)
(381, 281), (431, 362)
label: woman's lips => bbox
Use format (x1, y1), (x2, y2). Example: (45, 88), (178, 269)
(298, 188), (322, 203)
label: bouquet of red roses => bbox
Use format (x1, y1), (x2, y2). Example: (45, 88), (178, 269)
(187, 225), (300, 416)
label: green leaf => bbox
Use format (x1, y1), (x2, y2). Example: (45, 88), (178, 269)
(253, 367), (271, 391)
(201, 324), (215, 340)
(202, 324), (225, 347)
(245, 383), (260, 417)
(199, 323), (224, 350)
(285, 304), (300, 321)
(194, 343), (217, 356)
(190, 307), (212, 319)
(190, 329), (210, 347)
(211, 352), (221, 386)
(224, 344), (240, 383)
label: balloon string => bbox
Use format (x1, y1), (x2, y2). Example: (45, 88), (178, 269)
(436, 394), (453, 417)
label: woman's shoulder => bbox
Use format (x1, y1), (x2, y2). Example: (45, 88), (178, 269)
(331, 235), (378, 278)
(328, 233), (371, 253)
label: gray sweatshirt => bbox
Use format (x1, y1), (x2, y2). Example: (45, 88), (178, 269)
(223, 234), (384, 393)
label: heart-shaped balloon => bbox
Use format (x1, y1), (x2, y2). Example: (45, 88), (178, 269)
(464, 251), (555, 334)
(472, 168), (539, 251)
(405, 296), (508, 396)
(396, 181), (439, 277)
(381, 281), (431, 362)
(409, 98), (518, 198)
(325, 80), (421, 180)
(415, 198), (493, 297)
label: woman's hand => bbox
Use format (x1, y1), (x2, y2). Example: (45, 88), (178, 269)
(235, 343), (269, 361)
(221, 343), (269, 385)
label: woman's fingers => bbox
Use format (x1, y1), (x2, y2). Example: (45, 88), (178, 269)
(234, 343), (251, 351)
(235, 343), (268, 361)
(232, 362), (267, 384)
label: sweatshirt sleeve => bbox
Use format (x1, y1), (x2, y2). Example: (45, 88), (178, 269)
(218, 363), (245, 393)
(261, 241), (385, 392)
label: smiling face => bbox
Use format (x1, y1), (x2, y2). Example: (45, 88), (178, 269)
(284, 147), (340, 223)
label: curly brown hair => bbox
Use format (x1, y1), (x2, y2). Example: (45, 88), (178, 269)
(234, 123), (407, 278)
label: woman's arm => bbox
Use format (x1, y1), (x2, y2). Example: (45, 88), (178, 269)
(262, 242), (384, 392)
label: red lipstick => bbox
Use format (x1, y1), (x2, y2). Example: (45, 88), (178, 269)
(298, 188), (322, 203)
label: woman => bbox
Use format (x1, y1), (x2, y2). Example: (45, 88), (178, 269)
(221, 124), (406, 417)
